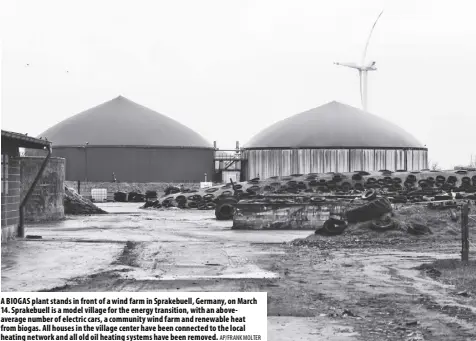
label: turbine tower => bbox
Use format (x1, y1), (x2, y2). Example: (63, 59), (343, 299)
(335, 10), (384, 112)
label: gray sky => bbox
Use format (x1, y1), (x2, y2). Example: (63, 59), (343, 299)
(1, 0), (475, 169)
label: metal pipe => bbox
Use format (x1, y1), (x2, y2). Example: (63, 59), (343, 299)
(18, 144), (52, 238)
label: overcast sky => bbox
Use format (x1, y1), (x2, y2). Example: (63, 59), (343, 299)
(1, 0), (475, 169)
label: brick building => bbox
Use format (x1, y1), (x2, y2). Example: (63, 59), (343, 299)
(1, 130), (51, 243)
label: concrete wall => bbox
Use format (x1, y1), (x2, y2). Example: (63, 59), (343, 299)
(1, 156), (21, 243)
(232, 202), (351, 230)
(64, 181), (202, 200)
(46, 146), (214, 183)
(244, 148), (429, 180)
(20, 157), (65, 222)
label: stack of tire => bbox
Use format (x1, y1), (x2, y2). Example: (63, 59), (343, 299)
(345, 190), (393, 223)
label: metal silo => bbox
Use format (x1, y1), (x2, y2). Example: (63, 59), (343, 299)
(37, 96), (214, 182)
(243, 101), (428, 179)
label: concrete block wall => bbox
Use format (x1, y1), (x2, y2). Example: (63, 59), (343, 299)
(65, 181), (202, 201)
(20, 157), (65, 222)
(1, 157), (21, 243)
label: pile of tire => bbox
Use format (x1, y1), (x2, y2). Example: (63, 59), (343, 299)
(345, 190), (393, 223)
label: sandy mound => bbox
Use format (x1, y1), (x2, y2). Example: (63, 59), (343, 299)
(64, 186), (108, 215)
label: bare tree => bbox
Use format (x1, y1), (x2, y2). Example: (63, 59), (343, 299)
(430, 161), (440, 171)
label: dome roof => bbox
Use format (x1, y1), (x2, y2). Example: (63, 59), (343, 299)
(245, 101), (424, 149)
(40, 96), (212, 148)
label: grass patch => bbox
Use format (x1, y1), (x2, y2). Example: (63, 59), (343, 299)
(417, 258), (476, 295)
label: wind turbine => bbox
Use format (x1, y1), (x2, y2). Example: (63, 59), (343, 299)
(334, 10), (384, 112)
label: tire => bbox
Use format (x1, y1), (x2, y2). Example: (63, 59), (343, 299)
(354, 183), (364, 191)
(418, 180), (430, 189)
(370, 218), (395, 231)
(406, 175), (417, 183)
(352, 174), (363, 181)
(187, 201), (198, 209)
(346, 197), (393, 223)
(176, 195), (186, 202)
(310, 196), (326, 203)
(246, 188), (257, 195)
(287, 181), (297, 188)
(203, 194), (215, 201)
(362, 189), (377, 200)
(392, 184), (403, 191)
(447, 176), (457, 183)
(215, 198), (238, 220)
(309, 180), (319, 186)
(315, 218), (348, 236)
(206, 202), (216, 210)
(332, 175), (343, 182)
(341, 182), (352, 192)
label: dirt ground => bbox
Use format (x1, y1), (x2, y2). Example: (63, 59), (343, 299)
(2, 203), (476, 341)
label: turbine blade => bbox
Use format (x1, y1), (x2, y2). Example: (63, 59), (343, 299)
(361, 9), (384, 65)
(335, 62), (361, 70)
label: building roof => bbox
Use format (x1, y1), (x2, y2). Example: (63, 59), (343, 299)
(39, 96), (213, 148)
(244, 101), (425, 149)
(2, 130), (51, 149)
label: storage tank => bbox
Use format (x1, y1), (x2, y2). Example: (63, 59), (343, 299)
(36, 96), (214, 182)
(243, 101), (428, 179)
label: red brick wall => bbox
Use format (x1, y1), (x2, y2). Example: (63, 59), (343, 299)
(1, 155), (21, 242)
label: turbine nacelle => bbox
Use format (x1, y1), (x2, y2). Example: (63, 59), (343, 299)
(363, 61), (377, 71)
